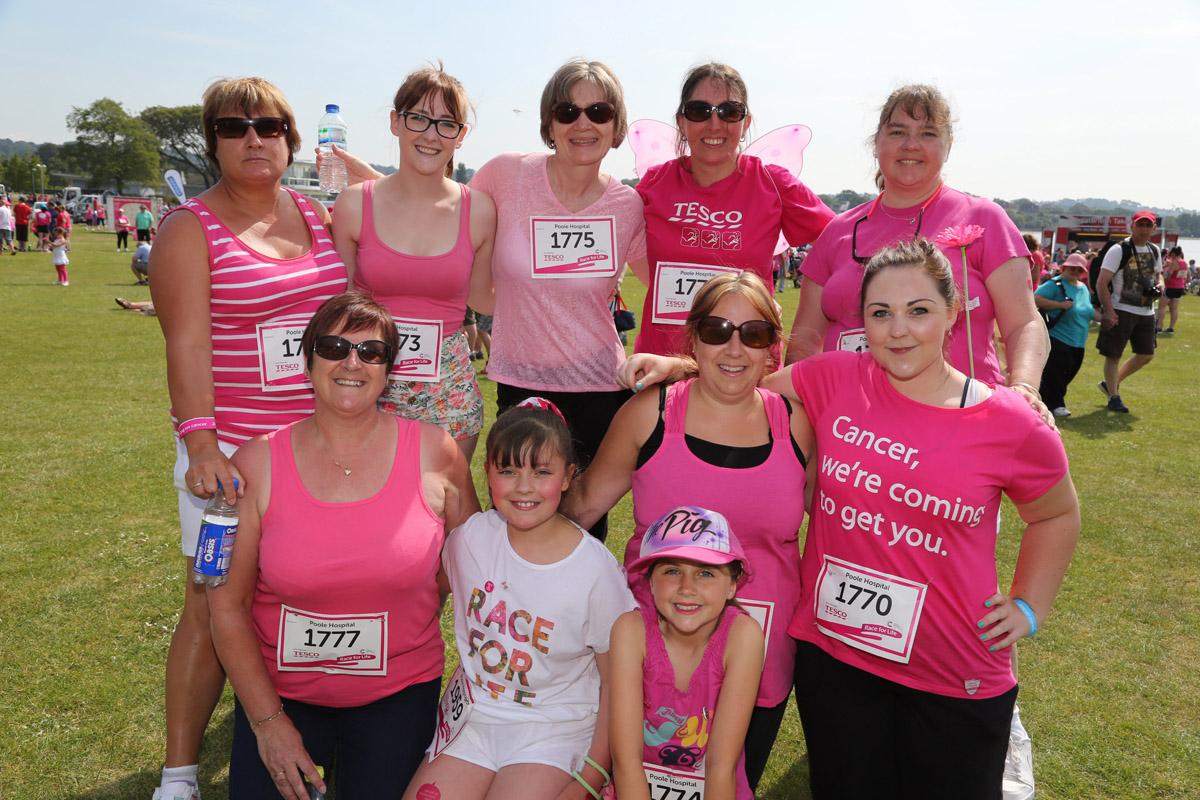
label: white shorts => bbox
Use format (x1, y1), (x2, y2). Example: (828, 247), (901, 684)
(173, 435), (239, 556)
(433, 713), (595, 774)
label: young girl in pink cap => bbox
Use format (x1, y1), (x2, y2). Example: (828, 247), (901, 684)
(610, 506), (764, 800)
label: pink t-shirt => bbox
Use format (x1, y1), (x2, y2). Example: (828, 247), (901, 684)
(252, 417), (446, 707)
(470, 152), (647, 392)
(801, 186), (1030, 383)
(786, 351), (1068, 699)
(1164, 257), (1188, 289)
(353, 179), (473, 336)
(634, 155), (833, 356)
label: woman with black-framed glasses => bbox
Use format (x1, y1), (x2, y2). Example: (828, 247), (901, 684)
(785, 84), (1047, 415)
(147, 77), (348, 800)
(633, 62), (834, 359)
(331, 65), (496, 461)
(209, 291), (479, 799)
(563, 271), (813, 793)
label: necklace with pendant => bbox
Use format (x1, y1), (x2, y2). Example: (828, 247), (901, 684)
(878, 205), (918, 224)
(333, 459), (352, 477)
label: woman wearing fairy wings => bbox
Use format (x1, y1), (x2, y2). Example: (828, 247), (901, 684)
(629, 62), (834, 358)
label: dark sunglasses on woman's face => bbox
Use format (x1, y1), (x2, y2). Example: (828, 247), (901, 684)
(696, 316), (778, 349)
(212, 117), (289, 139)
(679, 100), (748, 123)
(313, 335), (394, 365)
(399, 111), (466, 139)
(551, 102), (616, 125)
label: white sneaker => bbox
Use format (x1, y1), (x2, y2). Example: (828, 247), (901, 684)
(153, 782), (200, 800)
(61, 281), (69, 286)
(1052, 406), (1071, 418)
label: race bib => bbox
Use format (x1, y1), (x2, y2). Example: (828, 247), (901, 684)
(257, 316), (313, 392)
(736, 597), (774, 661)
(836, 328), (868, 353)
(530, 216), (617, 279)
(652, 263), (740, 326)
(814, 555), (927, 664)
(430, 665), (475, 761)
(390, 318), (442, 384)
(277, 606), (387, 676)
(644, 763), (704, 800)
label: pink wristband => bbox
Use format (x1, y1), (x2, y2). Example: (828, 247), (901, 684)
(177, 417), (217, 438)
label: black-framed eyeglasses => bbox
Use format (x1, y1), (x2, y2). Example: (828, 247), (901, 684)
(850, 206), (927, 265)
(696, 316), (778, 349)
(679, 100), (748, 123)
(399, 112), (465, 139)
(551, 102), (616, 125)
(313, 335), (393, 365)
(213, 117), (289, 139)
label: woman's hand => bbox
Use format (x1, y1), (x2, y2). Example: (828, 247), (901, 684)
(255, 713), (327, 800)
(976, 593), (1034, 652)
(183, 435), (244, 502)
(617, 354), (686, 392)
(313, 144), (383, 187)
(1008, 383), (1057, 431)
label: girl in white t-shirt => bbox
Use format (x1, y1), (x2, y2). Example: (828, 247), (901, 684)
(50, 227), (70, 286)
(404, 398), (635, 800)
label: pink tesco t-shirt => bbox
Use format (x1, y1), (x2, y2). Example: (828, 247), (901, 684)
(470, 152), (647, 392)
(801, 186), (1029, 383)
(634, 155), (832, 356)
(786, 351), (1068, 699)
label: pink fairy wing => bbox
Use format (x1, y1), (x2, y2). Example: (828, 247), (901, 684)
(743, 124), (814, 256)
(627, 119), (683, 178)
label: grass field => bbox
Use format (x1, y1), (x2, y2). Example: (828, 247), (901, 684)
(1, 229), (1197, 799)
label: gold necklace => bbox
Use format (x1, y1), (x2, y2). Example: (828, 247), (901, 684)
(332, 459), (352, 477)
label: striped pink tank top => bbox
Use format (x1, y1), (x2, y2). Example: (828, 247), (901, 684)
(173, 189), (347, 446)
(352, 180), (473, 336)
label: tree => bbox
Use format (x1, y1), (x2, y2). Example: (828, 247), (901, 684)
(140, 104), (218, 188)
(453, 162), (474, 184)
(65, 98), (159, 193)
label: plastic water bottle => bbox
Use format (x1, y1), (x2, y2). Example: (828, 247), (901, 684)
(317, 104), (348, 193)
(192, 480), (239, 587)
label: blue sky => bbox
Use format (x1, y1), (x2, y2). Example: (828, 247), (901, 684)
(3, 0), (1198, 207)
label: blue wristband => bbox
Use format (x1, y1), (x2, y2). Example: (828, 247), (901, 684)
(1012, 598), (1038, 637)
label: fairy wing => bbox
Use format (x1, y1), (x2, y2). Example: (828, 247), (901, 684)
(627, 119), (682, 178)
(744, 124), (815, 257)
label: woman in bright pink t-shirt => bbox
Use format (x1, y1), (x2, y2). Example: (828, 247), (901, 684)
(1156, 245), (1187, 334)
(786, 85), (1046, 408)
(634, 62), (833, 358)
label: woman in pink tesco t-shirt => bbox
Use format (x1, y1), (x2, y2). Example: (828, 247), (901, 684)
(634, 63), (834, 358)
(786, 85), (1046, 408)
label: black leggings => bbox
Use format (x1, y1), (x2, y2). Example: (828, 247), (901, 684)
(793, 641), (1016, 800)
(743, 698), (789, 792)
(1038, 336), (1086, 409)
(228, 678), (439, 799)
(116, 230), (129, 249)
(496, 383), (632, 542)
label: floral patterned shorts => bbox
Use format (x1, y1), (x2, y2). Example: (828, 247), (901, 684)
(377, 330), (483, 440)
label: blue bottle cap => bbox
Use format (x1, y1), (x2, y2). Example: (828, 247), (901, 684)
(325, 104), (340, 113)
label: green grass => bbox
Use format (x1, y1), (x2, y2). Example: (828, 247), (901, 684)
(1, 232), (1197, 799)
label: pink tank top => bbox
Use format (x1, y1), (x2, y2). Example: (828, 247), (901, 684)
(640, 604), (752, 800)
(628, 380), (806, 707)
(250, 417), (446, 708)
(353, 180), (473, 336)
(172, 190), (347, 446)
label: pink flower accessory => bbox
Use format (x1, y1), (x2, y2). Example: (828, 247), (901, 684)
(515, 396), (568, 427)
(933, 224), (987, 380)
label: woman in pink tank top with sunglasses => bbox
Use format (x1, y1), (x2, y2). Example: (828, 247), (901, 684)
(332, 66), (495, 459)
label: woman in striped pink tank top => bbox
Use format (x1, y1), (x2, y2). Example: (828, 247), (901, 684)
(332, 65), (496, 459)
(148, 77), (347, 800)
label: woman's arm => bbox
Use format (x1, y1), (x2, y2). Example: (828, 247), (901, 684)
(760, 364), (800, 405)
(785, 279), (828, 365)
(420, 422), (482, 530)
(987, 257), (1050, 396)
(626, 256), (651, 286)
(557, 650), (617, 800)
(615, 354), (691, 392)
(560, 390), (656, 530)
(208, 439), (325, 799)
(608, 611), (650, 800)
(705, 615), (764, 800)
(330, 182), (364, 284)
(977, 474), (1080, 651)
(465, 189), (497, 315)
(1032, 293), (1071, 311)
(150, 208), (242, 503)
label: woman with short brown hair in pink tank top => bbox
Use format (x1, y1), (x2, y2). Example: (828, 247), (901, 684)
(331, 65), (496, 460)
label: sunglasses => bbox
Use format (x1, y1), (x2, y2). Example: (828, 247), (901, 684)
(313, 335), (394, 365)
(696, 316), (778, 349)
(551, 102), (616, 125)
(679, 100), (748, 123)
(399, 111), (465, 139)
(212, 117), (289, 139)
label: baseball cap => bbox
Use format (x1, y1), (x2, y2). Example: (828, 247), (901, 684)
(1132, 210), (1157, 224)
(1062, 253), (1089, 270)
(627, 506), (747, 575)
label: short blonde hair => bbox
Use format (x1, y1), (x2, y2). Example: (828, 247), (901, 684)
(539, 59), (628, 150)
(202, 77), (300, 171)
